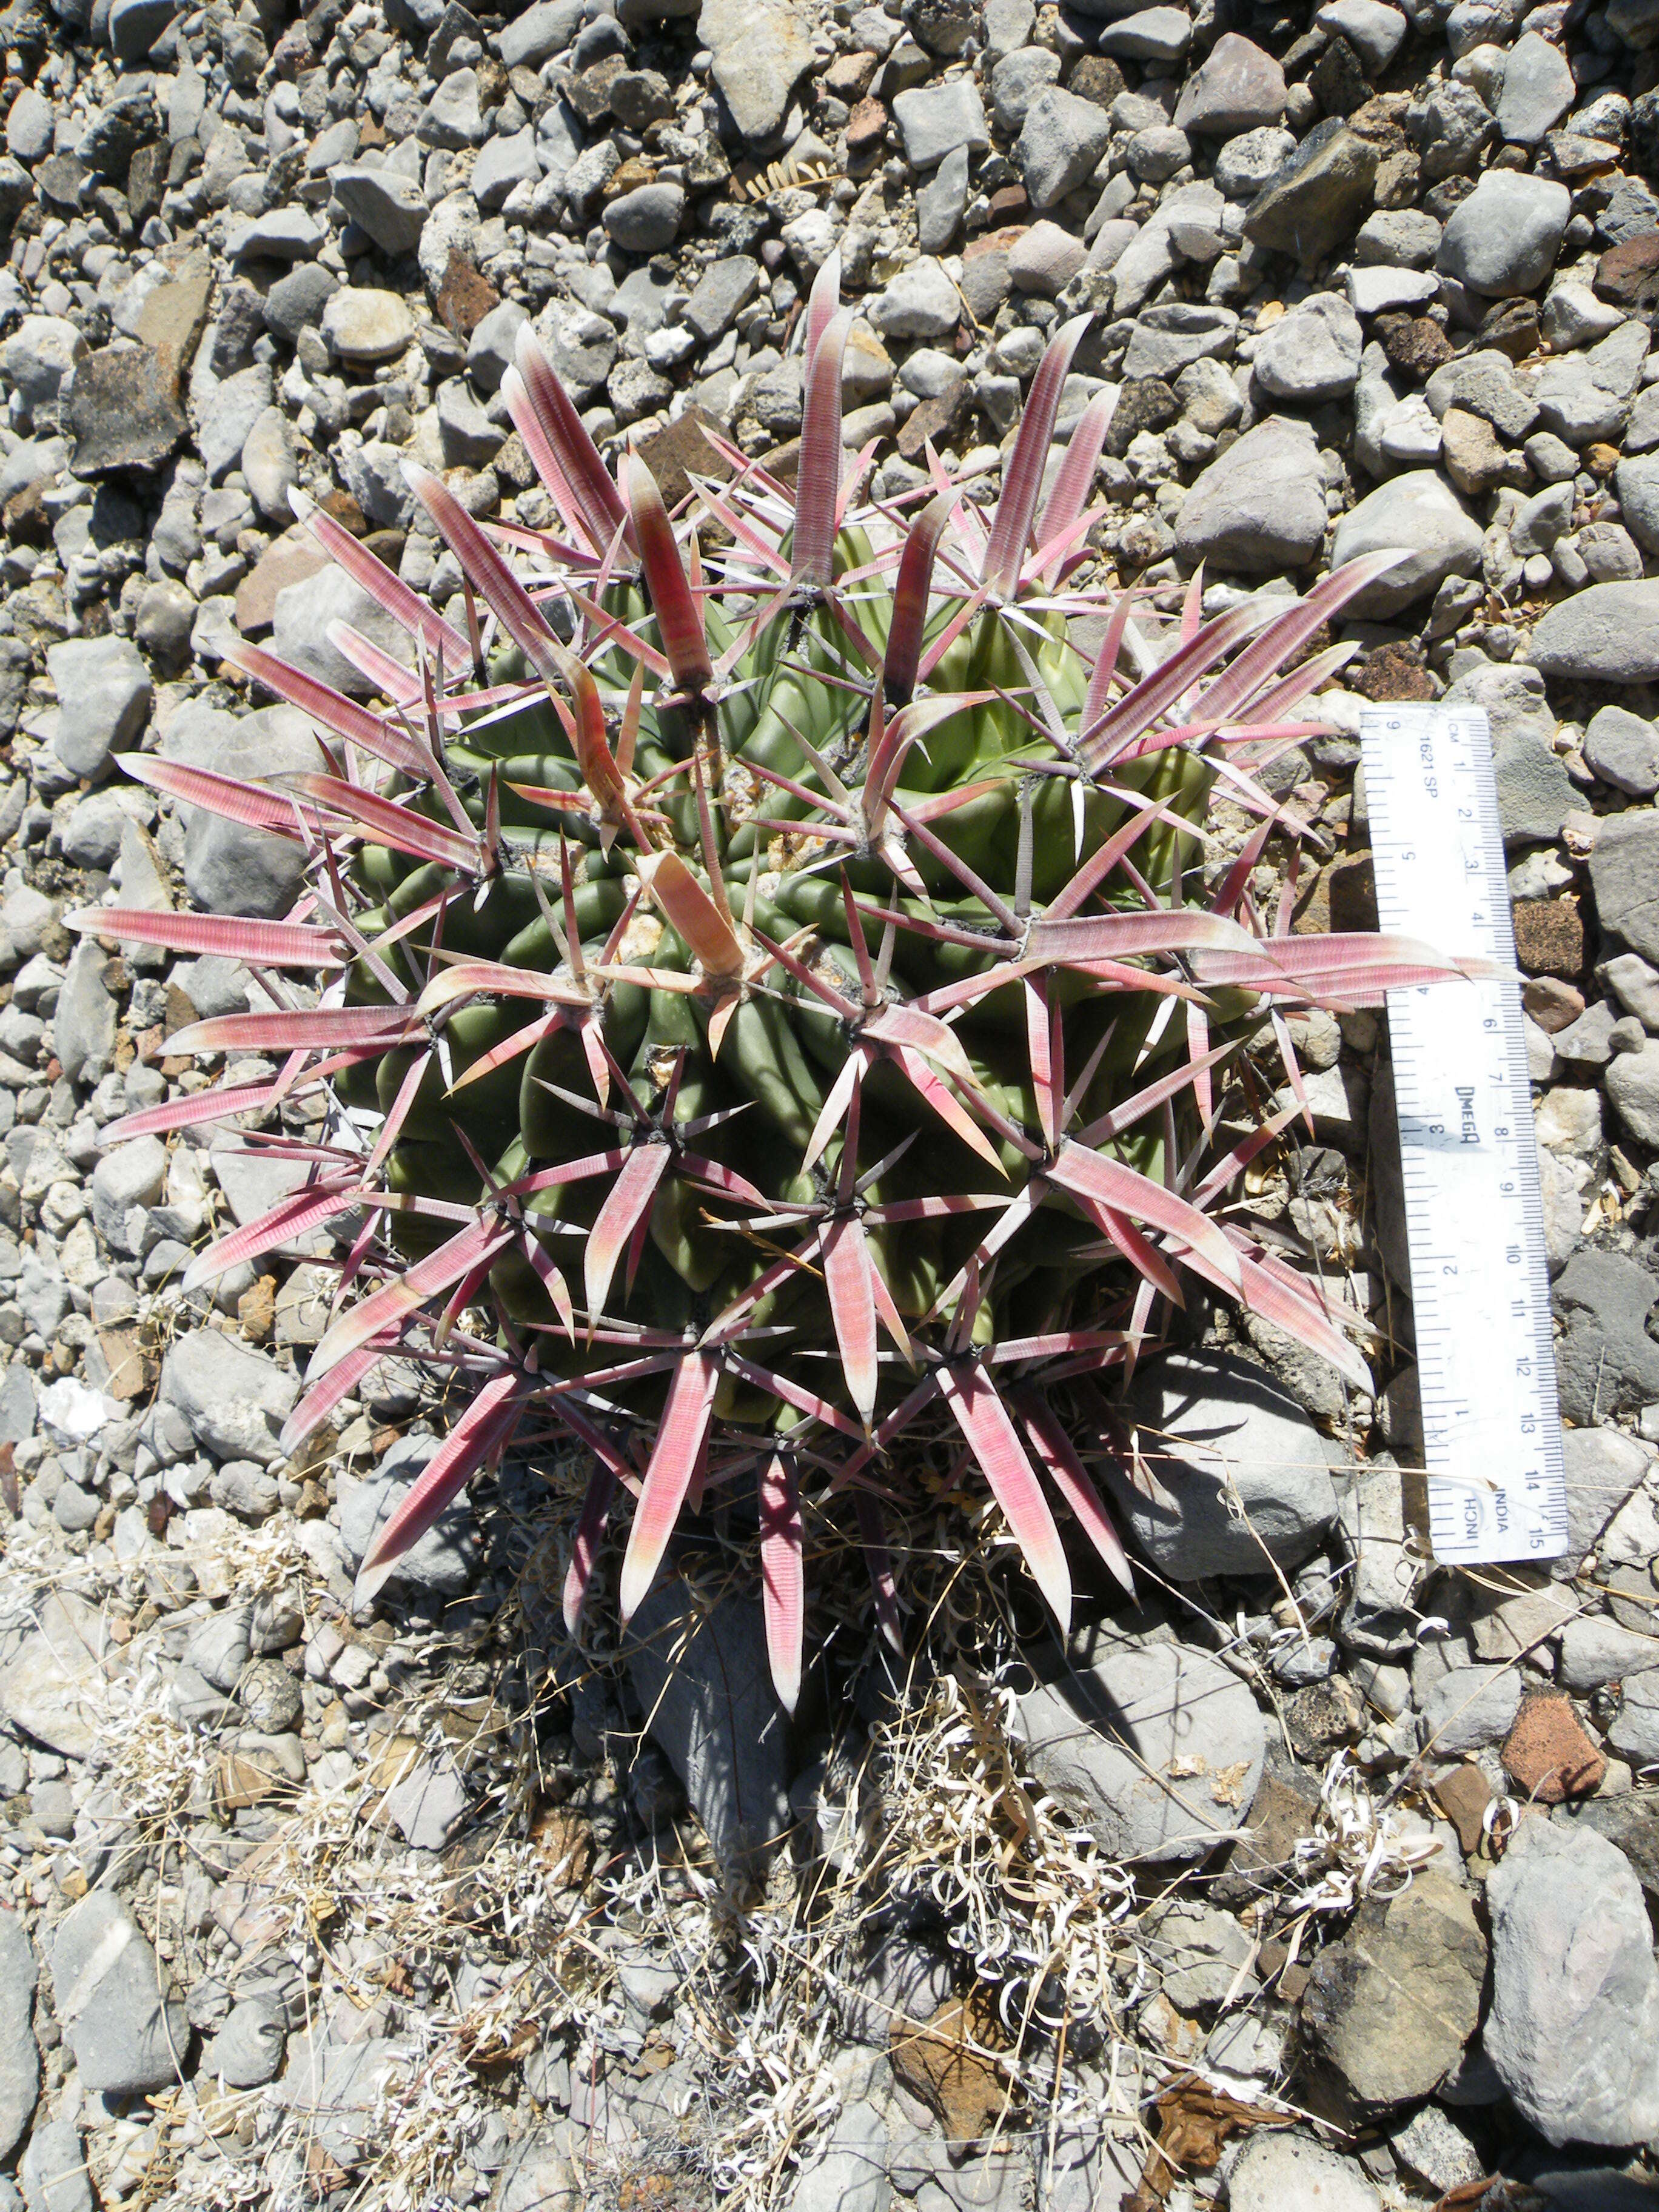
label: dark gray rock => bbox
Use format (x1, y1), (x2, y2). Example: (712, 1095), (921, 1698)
(338, 1435), (479, 1598)
(1176, 414), (1327, 574)
(625, 1580), (791, 1875)
(1589, 807), (1659, 963)
(1532, 583), (1659, 685)
(1243, 120), (1378, 265)
(1552, 1250), (1659, 1423)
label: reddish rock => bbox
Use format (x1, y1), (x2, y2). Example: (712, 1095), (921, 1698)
(846, 96), (888, 159)
(1596, 229), (1659, 312)
(634, 404), (734, 514)
(1293, 852), (1378, 936)
(435, 250), (500, 341)
(235, 529), (330, 637)
(824, 49), (878, 100)
(1066, 54), (1127, 109)
(1375, 312), (1455, 383)
(896, 379), (968, 463)
(1503, 1691), (1606, 1804)
(1353, 640), (1435, 702)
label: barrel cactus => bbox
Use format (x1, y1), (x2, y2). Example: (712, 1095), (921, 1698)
(79, 258), (1482, 1707)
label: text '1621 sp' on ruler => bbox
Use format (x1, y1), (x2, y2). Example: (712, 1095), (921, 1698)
(1359, 703), (1567, 1566)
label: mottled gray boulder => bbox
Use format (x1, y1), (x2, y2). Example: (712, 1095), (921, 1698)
(1176, 415), (1326, 574)
(700, 0), (813, 143)
(163, 700), (321, 918)
(330, 166), (427, 256)
(1174, 32), (1285, 135)
(1012, 1634), (1266, 1863)
(1436, 169), (1570, 297)
(1108, 1349), (1339, 1579)
(1531, 584), (1659, 686)
(1486, 1818), (1659, 2145)
(1329, 471), (1484, 613)
(0, 1912), (38, 2160)
(50, 1894), (189, 2096)
(45, 635), (152, 779)
(1015, 87), (1113, 209)
(159, 1329), (299, 1466)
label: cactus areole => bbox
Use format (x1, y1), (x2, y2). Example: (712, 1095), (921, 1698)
(78, 261), (1489, 1709)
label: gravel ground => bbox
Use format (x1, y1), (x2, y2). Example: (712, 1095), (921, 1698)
(0, 0), (1658, 2207)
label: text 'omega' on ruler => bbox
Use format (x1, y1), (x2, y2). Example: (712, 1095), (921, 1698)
(1359, 703), (1567, 1566)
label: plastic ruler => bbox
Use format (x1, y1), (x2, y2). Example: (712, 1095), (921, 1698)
(1359, 703), (1568, 1565)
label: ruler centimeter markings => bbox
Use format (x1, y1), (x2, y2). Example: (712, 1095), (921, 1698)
(1359, 703), (1568, 1564)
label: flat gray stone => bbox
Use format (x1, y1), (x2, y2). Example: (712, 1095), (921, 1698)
(44, 635), (151, 779)
(338, 1435), (478, 1598)
(159, 1329), (299, 1466)
(1436, 169), (1570, 297)
(330, 167), (427, 258)
(0, 1594), (107, 1761)
(1495, 30), (1575, 145)
(700, 0), (814, 143)
(1176, 413), (1327, 574)
(893, 76), (988, 169)
(1585, 706), (1659, 797)
(1015, 87), (1113, 210)
(1012, 1635), (1266, 1864)
(1419, 1662), (1523, 1753)
(1486, 1817), (1659, 2147)
(1254, 290), (1362, 401)
(19, 2116), (90, 2212)
(1230, 2134), (1381, 2212)
(1329, 469), (1484, 613)
(1173, 32), (1285, 135)
(1110, 1349), (1339, 1579)
(0, 1912), (38, 2161)
(1532, 584), (1659, 686)
(51, 1894), (189, 2097)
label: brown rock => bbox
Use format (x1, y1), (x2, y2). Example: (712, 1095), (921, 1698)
(846, 95), (888, 159)
(890, 1994), (1007, 2140)
(824, 49), (878, 100)
(215, 1747), (292, 1813)
(961, 224), (1025, 321)
(1523, 976), (1585, 1031)
(1596, 229), (1659, 313)
(320, 487), (369, 535)
(1513, 894), (1584, 977)
(1441, 406), (1525, 497)
(66, 344), (188, 476)
(1375, 312), (1455, 383)
(603, 155), (655, 201)
(1300, 1870), (1487, 2114)
(987, 183), (1030, 223)
(1503, 1690), (1606, 1804)
(1293, 851), (1378, 935)
(1584, 441), (1621, 477)
(127, 140), (165, 227)
(1353, 638), (1435, 702)
(896, 378), (968, 463)
(1432, 1762), (1494, 1856)
(1479, 297), (1541, 362)
(435, 249), (500, 341)
(634, 403), (735, 514)
(237, 1274), (276, 1345)
(132, 252), (213, 382)
(568, 53), (626, 122)
(4, 480), (53, 547)
(235, 528), (330, 637)
(1212, 1761), (1324, 1909)
(1285, 1674), (1367, 1757)
(1066, 54), (1127, 109)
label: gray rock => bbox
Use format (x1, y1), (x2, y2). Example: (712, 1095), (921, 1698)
(1316, 0), (1406, 70)
(45, 636), (151, 779)
(1436, 170), (1570, 297)
(1011, 1635), (1266, 1864)
(1532, 583), (1659, 685)
(5, 89), (52, 163)
(196, 363), (272, 484)
(1110, 1349), (1338, 1579)
(51, 1893), (188, 2096)
(272, 561), (417, 701)
(437, 381), (501, 468)
(498, 0), (582, 67)
(1486, 1818), (1659, 2146)
(472, 127), (541, 214)
(1593, 811), (1659, 963)
(1254, 291), (1362, 402)
(378, 1752), (471, 1849)
(625, 1580), (791, 1874)
(1176, 414), (1326, 574)
(159, 1329), (299, 1466)
(1585, 706), (1659, 797)
(321, 289), (415, 367)
(1409, 77), (1498, 179)
(264, 263), (338, 346)
(602, 181), (684, 254)
(19, 2117), (90, 2212)
(1510, 481), (1574, 558)
(1015, 88), (1113, 210)
(330, 167), (427, 258)
(834, 1928), (954, 2045)
(1096, 7), (1190, 63)
(241, 408), (296, 524)
(0, 1595), (104, 1760)
(201, 1997), (286, 2089)
(1607, 1661), (1659, 1763)
(866, 256), (960, 340)
(1537, 321), (1649, 446)
(1215, 124), (1296, 199)
(1418, 1662), (1523, 1752)
(1329, 470), (1484, 613)
(273, 2035), (412, 2168)
(419, 66), (486, 147)
(0, 1912), (38, 2162)
(163, 699), (321, 917)
(1552, 1252), (1659, 1425)
(1495, 30), (1575, 144)
(4, 318), (81, 420)
(90, 1134), (168, 1252)
(788, 2100), (889, 2212)
(1123, 302), (1237, 379)
(916, 143), (969, 252)
(1173, 32), (1285, 135)
(1229, 2134), (1381, 2212)
(338, 1435), (478, 1597)
(701, 0), (814, 144)
(1607, 1039), (1659, 1150)
(1354, 207), (1442, 267)
(1301, 1870), (1486, 2112)
(53, 941), (117, 1085)
(492, 2131), (579, 2212)
(893, 76), (988, 168)
(684, 256), (760, 343)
